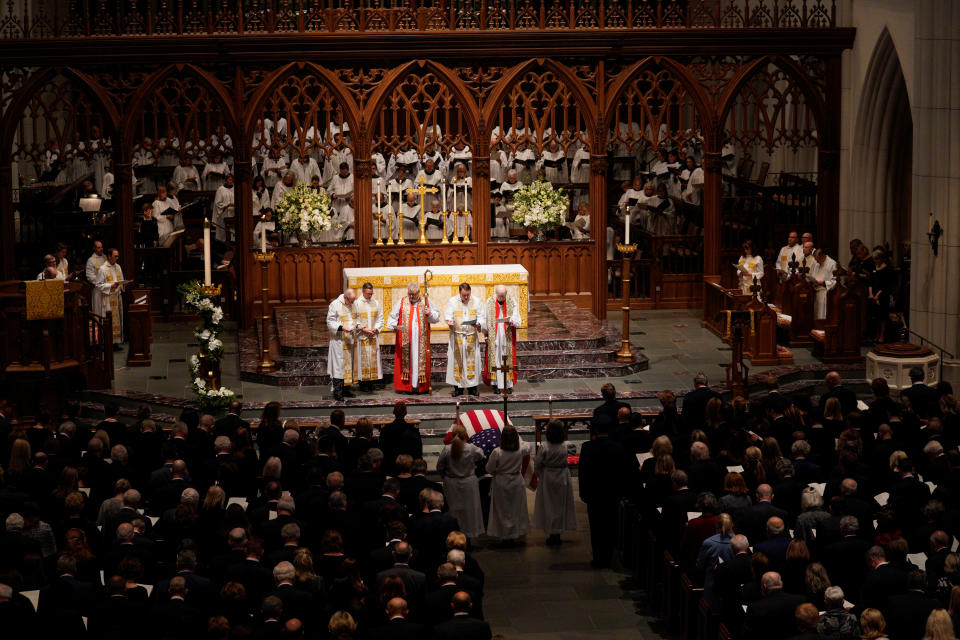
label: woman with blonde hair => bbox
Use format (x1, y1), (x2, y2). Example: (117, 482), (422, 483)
(533, 419), (577, 545)
(743, 446), (766, 490)
(5, 438), (31, 488)
(922, 609), (956, 640)
(860, 609), (889, 640)
(436, 423), (485, 537)
(486, 425), (532, 543)
(328, 610), (358, 640)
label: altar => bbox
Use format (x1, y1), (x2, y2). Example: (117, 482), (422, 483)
(342, 264), (529, 330)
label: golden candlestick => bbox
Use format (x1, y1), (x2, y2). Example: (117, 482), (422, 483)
(374, 211), (384, 246)
(254, 251), (276, 371)
(386, 213), (395, 245)
(440, 210), (450, 244)
(450, 211), (461, 244)
(615, 243), (637, 362)
(461, 211), (472, 243)
(406, 175), (438, 245)
(200, 283), (222, 297)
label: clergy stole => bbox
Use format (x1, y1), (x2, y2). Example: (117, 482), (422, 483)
(397, 298), (431, 384)
(451, 301), (479, 383)
(355, 298), (379, 381)
(486, 296), (518, 385)
(103, 264), (123, 343)
(337, 302), (358, 386)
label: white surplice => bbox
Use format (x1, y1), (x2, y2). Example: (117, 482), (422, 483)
(809, 256), (837, 319)
(355, 296), (384, 381)
(213, 184), (235, 242)
(94, 262), (125, 344)
(326, 294), (358, 385)
(736, 255), (764, 295)
(85, 253), (106, 283)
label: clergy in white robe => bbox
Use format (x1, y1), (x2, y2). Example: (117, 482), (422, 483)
(355, 283), (384, 391)
(385, 282), (440, 393)
(485, 426), (532, 540)
(735, 241), (764, 296)
(775, 231), (804, 278)
(94, 249), (125, 345)
(482, 285), (522, 392)
(436, 425), (485, 537)
(85, 241), (106, 283)
(533, 423), (577, 540)
(172, 159), (201, 191)
(213, 175), (235, 242)
(444, 283), (485, 396)
(809, 250), (837, 320)
(326, 289), (359, 401)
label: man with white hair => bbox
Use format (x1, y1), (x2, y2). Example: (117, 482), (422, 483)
(327, 288), (359, 401)
(482, 284), (521, 394)
(445, 283), (485, 397)
(386, 282), (440, 394)
(808, 248), (837, 320)
(267, 560), (312, 623)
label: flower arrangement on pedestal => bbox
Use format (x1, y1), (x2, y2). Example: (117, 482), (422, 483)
(510, 179), (569, 241)
(274, 184), (335, 246)
(178, 280), (235, 409)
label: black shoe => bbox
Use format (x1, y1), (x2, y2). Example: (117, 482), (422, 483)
(113, 344), (123, 352)
(507, 387), (513, 395)
(468, 387), (479, 397)
(343, 387), (356, 398)
(546, 534), (561, 546)
(491, 386), (499, 394)
(333, 393), (344, 401)
(452, 387), (463, 397)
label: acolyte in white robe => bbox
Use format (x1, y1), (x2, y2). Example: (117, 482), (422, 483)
(85, 253), (106, 283)
(355, 296), (384, 381)
(385, 297), (440, 387)
(444, 295), (485, 388)
(483, 294), (521, 389)
(436, 442), (486, 537)
(736, 255), (764, 295)
(94, 262), (125, 344)
(776, 244), (804, 275)
(809, 256), (837, 320)
(486, 443), (533, 539)
(533, 441), (577, 535)
(326, 294), (358, 386)
(213, 184), (235, 242)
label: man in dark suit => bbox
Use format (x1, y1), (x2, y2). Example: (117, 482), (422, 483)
(741, 484), (789, 544)
(860, 545), (909, 611)
(262, 429), (304, 491)
(379, 400), (423, 476)
(757, 375), (792, 415)
(592, 382), (631, 423)
(360, 477), (406, 553)
(345, 451), (386, 506)
(818, 371), (858, 417)
(224, 536), (275, 608)
(680, 372), (721, 431)
(376, 541), (426, 611)
(101, 522), (158, 582)
(424, 563), (479, 627)
(407, 489), (459, 577)
(38, 555), (97, 619)
(368, 597), (425, 640)
(659, 470), (699, 553)
(150, 576), (203, 640)
(150, 460), (194, 516)
(579, 415), (638, 568)
(687, 441), (725, 494)
(432, 591), (493, 640)
(772, 459), (806, 523)
(886, 570), (941, 640)
(754, 517), (792, 572)
(714, 535), (753, 625)
(823, 516), (872, 598)
(742, 572), (806, 640)
(900, 367), (939, 418)
(889, 458), (931, 528)
(151, 549), (213, 609)
(214, 400), (250, 437)
(87, 576), (139, 640)
(265, 561), (314, 624)
(925, 530), (951, 595)
(0, 583), (38, 638)
(0, 513), (41, 574)
(398, 458), (443, 517)
(263, 522), (303, 568)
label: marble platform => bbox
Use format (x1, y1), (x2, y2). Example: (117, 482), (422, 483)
(240, 301), (650, 387)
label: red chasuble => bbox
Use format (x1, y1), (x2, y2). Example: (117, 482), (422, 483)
(393, 297), (432, 393)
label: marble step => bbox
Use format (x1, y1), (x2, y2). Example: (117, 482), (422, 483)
(280, 334), (609, 357)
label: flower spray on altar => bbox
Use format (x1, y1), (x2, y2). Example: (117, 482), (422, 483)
(274, 183), (336, 246)
(510, 179), (569, 241)
(179, 280), (235, 409)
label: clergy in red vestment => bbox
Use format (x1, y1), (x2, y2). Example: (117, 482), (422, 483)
(386, 282), (440, 393)
(482, 284), (522, 393)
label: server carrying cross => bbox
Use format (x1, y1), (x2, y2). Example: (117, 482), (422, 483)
(406, 174), (438, 244)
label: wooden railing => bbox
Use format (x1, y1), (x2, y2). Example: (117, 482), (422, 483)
(1, 0), (837, 39)
(609, 232), (703, 309)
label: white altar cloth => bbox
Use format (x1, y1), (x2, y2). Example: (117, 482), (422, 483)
(343, 264), (529, 330)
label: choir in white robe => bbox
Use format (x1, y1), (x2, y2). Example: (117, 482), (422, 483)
(94, 262), (125, 344)
(568, 212), (591, 240)
(291, 157), (322, 186)
(483, 293), (521, 389)
(327, 173), (355, 243)
(253, 219), (275, 244)
(399, 201), (421, 242)
(355, 295), (384, 382)
(213, 184), (235, 242)
(85, 253), (106, 283)
(681, 166), (704, 205)
(436, 442), (486, 537)
(172, 164), (201, 191)
(444, 295), (484, 389)
(385, 296), (440, 387)
(569, 147), (590, 183)
(271, 181), (292, 210)
(326, 294), (358, 386)
(153, 197), (176, 244)
(809, 256), (837, 319)
(736, 255), (764, 295)
(486, 442), (533, 539)
(132, 145), (156, 194)
(539, 149), (568, 184)
(424, 205), (444, 242)
(261, 156), (287, 189)
(202, 161), (230, 191)
(533, 441), (577, 535)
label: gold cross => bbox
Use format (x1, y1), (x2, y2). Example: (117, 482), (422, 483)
(406, 174), (438, 244)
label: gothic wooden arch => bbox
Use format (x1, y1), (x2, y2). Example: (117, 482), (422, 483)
(716, 54), (829, 148)
(0, 66), (121, 155)
(121, 64), (241, 162)
(603, 56), (716, 145)
(480, 58), (597, 154)
(243, 62), (362, 155)
(362, 59), (481, 154)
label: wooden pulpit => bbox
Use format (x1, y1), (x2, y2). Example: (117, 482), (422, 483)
(811, 279), (866, 363)
(127, 286), (153, 367)
(783, 273), (815, 346)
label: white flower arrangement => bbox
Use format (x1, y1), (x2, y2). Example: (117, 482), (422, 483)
(510, 179), (569, 230)
(179, 280), (234, 409)
(275, 184), (335, 236)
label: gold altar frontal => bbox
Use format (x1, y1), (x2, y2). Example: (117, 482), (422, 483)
(343, 264), (529, 330)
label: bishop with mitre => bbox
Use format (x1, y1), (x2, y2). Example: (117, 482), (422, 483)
(386, 282), (440, 393)
(445, 283), (485, 397)
(483, 284), (521, 393)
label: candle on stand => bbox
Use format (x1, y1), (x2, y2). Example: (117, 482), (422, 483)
(452, 183), (457, 212)
(203, 218), (212, 286)
(260, 218), (267, 253)
(624, 206), (630, 245)
(548, 395), (554, 419)
(441, 182), (447, 211)
(455, 401), (461, 425)
(377, 179), (382, 212)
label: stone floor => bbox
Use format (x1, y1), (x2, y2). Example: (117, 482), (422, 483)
(109, 308), (825, 639)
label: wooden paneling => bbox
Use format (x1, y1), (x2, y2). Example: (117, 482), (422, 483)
(487, 241), (594, 308)
(271, 247), (359, 305)
(368, 245), (478, 268)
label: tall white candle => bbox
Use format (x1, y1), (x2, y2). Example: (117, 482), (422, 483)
(377, 179), (382, 212)
(624, 207), (630, 245)
(452, 183), (457, 211)
(260, 219), (267, 253)
(441, 182), (447, 211)
(203, 218), (212, 285)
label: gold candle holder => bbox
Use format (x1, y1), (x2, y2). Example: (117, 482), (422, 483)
(254, 251), (276, 372)
(386, 214), (395, 245)
(440, 211), (450, 244)
(200, 283), (222, 297)
(461, 211), (471, 243)
(450, 212), (461, 244)
(615, 243), (637, 362)
(374, 212), (384, 246)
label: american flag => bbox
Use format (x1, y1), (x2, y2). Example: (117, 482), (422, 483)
(443, 410), (537, 489)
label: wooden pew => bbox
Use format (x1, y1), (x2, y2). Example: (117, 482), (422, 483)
(781, 272), (815, 346)
(743, 296), (786, 366)
(810, 277), (866, 363)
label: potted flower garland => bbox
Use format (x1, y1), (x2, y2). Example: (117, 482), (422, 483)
(178, 281), (235, 409)
(510, 179), (569, 241)
(274, 183), (335, 246)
